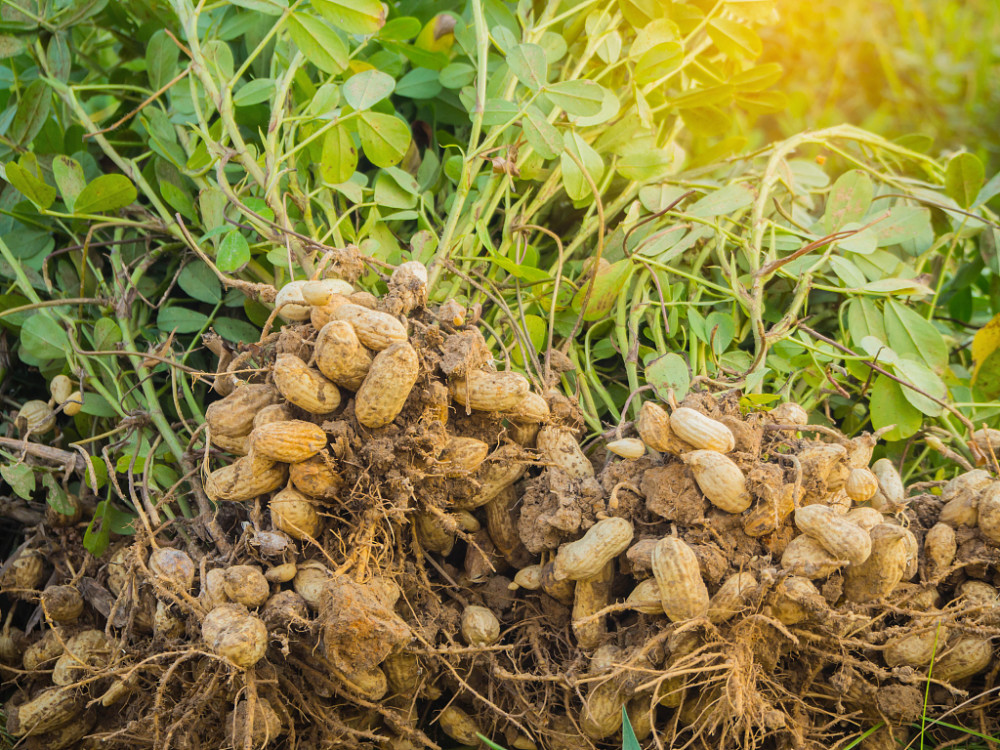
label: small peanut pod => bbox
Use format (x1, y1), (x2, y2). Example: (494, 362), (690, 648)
(51, 630), (112, 686)
(707, 572), (757, 623)
(504, 391), (550, 423)
(636, 401), (692, 455)
(464, 455), (528, 509)
(450, 370), (530, 412)
(210, 431), (249, 456)
(933, 636), (994, 683)
(273, 354), (341, 414)
(552, 517), (634, 581)
(958, 580), (999, 604)
(669, 407), (735, 452)
(461, 605), (501, 646)
(651, 537), (710, 622)
(314, 320), (373, 391)
(510, 564), (543, 591)
(202, 603), (268, 668)
(845, 507), (885, 531)
(572, 561), (614, 650)
(330, 303), (408, 351)
(206, 383), (280, 437)
(485, 485), (526, 563)
(884, 619), (950, 667)
(624, 578), (664, 615)
(626, 695), (654, 741)
(770, 576), (825, 625)
(250, 420), (327, 463)
(537, 425), (594, 480)
(289, 453), (344, 500)
(581, 679), (625, 739)
(768, 401), (809, 426)
(540, 562), (576, 605)
(977, 482), (1000, 543)
(683, 450), (751, 513)
(414, 512), (455, 556)
(794, 505), (872, 565)
(274, 280), (312, 321)
(301, 278), (354, 306)
(939, 493), (979, 528)
(842, 523), (909, 603)
(253, 403), (295, 429)
(205, 456), (288, 502)
(150, 548), (196, 590)
(743, 483), (797, 537)
(924, 523), (957, 580)
(438, 705), (481, 746)
(270, 486), (322, 540)
(333, 664), (388, 701)
(870, 458), (905, 511)
(309, 293), (350, 330)
(354, 341), (419, 428)
(780, 534), (846, 579)
(606, 438), (645, 459)
(292, 561), (331, 610)
(383, 652), (420, 693)
(8, 687), (83, 737)
(436, 437), (489, 476)
(40, 585), (84, 623)
(17, 400), (56, 434)
(845, 468), (879, 503)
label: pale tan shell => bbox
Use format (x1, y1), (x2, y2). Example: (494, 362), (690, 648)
(484, 486), (524, 563)
(924, 523), (957, 579)
(624, 578), (664, 615)
(884, 619), (950, 667)
(260, 591), (305, 633)
(504, 391), (550, 423)
(450, 370), (530, 412)
(552, 517), (634, 581)
(588, 645), (623, 675)
(768, 401), (809, 426)
(972, 428), (1000, 459)
(253, 403), (295, 431)
(581, 679), (625, 739)
(203, 568), (229, 607)
(150, 548), (196, 590)
(202, 603), (268, 668)
(314, 320), (373, 390)
(845, 468), (879, 503)
(939, 492), (980, 527)
(62, 392), (83, 417)
(301, 278), (354, 306)
(331, 664), (388, 700)
(330, 303), (408, 350)
(627, 695), (655, 741)
(153, 600), (185, 639)
(250, 419), (327, 463)
(415, 512), (455, 556)
(49, 375), (74, 404)
(223, 565), (270, 608)
(383, 652), (420, 693)
(771, 576), (824, 625)
(669, 407), (735, 452)
(461, 605), (501, 646)
(205, 456), (287, 502)
(435, 436), (489, 475)
(933, 636), (993, 682)
(743, 483), (797, 536)
(437, 705), (481, 746)
(683, 450), (751, 513)
(957, 580), (999, 604)
(651, 537), (710, 622)
(572, 562), (614, 649)
(40, 585), (84, 623)
(288, 453), (343, 500)
(226, 697), (285, 749)
(781, 534), (846, 579)
(275, 280), (311, 321)
(510, 564), (543, 591)
(842, 523), (908, 603)
(636, 401), (692, 454)
(8, 687), (83, 737)
(537, 425), (594, 480)
(707, 572), (757, 623)
(870, 458), (905, 511)
(606, 437), (646, 459)
(463, 457), (527, 509)
(273, 353), (341, 414)
(210, 430), (250, 456)
(2, 549), (47, 593)
(17, 400), (56, 434)
(845, 507), (885, 531)
(292, 560), (331, 610)
(206, 383), (280, 437)
(309, 293), (351, 329)
(941, 469), (994, 503)
(354, 341), (419, 428)
(270, 486), (322, 540)
(23, 629), (64, 671)
(264, 562), (297, 583)
(976, 482), (1000, 543)
(794, 505), (872, 565)
(51, 629), (112, 686)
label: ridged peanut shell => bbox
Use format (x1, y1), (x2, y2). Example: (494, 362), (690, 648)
(769, 401), (809, 426)
(383, 652), (420, 693)
(301, 278), (353, 306)
(436, 436), (489, 476)
(289, 453), (343, 500)
(972, 428), (1000, 460)
(223, 565), (270, 607)
(206, 384), (279, 437)
(250, 419), (327, 463)
(51, 630), (112, 686)
(273, 354), (341, 414)
(23, 629), (63, 671)
(274, 280), (311, 321)
(270, 486), (322, 540)
(885, 620), (950, 667)
(150, 548), (196, 590)
(227, 697), (284, 750)
(17, 400), (55, 434)
(415, 512), (455, 556)
(707, 572), (756, 623)
(511, 565), (543, 591)
(771, 576), (824, 625)
(625, 578), (664, 615)
(845, 468), (878, 503)
(450, 370), (530, 412)
(463, 455), (527, 509)
(924, 523), (957, 579)
(683, 450), (751, 513)
(330, 303), (408, 350)
(292, 561), (330, 610)
(669, 407), (735, 452)
(314, 320), (373, 391)
(41, 585), (83, 623)
(8, 687), (83, 737)
(845, 507), (885, 531)
(581, 680), (625, 739)
(636, 402), (692, 455)
(606, 437), (645, 459)
(461, 605), (501, 646)
(842, 523), (908, 602)
(438, 706), (481, 746)
(49, 375), (74, 404)
(977, 482), (1000, 543)
(651, 537), (709, 622)
(537, 425), (594, 480)
(870, 458), (905, 511)
(552, 517), (633, 581)
(210, 430), (249, 456)
(933, 636), (993, 682)
(504, 390), (550, 423)
(572, 562), (614, 649)
(781, 534), (845, 579)
(794, 505), (872, 565)
(253, 402), (295, 430)
(205, 456), (287, 502)
(354, 341), (419, 428)
(202, 603), (268, 668)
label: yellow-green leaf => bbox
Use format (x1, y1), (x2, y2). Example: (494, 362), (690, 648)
(972, 312), (1000, 383)
(357, 112), (410, 168)
(312, 0), (385, 35)
(706, 18), (762, 60)
(287, 13), (349, 74)
(73, 174), (137, 214)
(3, 161), (56, 209)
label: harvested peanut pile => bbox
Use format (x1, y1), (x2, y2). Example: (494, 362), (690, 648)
(2, 262), (1000, 750)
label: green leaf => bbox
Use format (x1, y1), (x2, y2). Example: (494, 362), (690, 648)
(229, 0), (288, 14)
(645, 352), (690, 400)
(883, 299), (948, 373)
(9, 80), (51, 147)
(287, 13), (349, 74)
(439, 62), (475, 89)
(343, 69), (395, 110)
(357, 112), (410, 168)
(573, 259), (632, 321)
(560, 131), (604, 202)
(147, 30), (180, 92)
(618, 0), (666, 28)
(1, 463), (35, 500)
(93, 318), (122, 350)
(21, 314), (69, 361)
(73, 174), (137, 214)
(634, 41), (682, 84)
(731, 62), (783, 91)
(823, 170), (874, 233)
(379, 16), (421, 40)
(217, 231), (251, 272)
(545, 80), (605, 116)
(4, 161), (56, 209)
(622, 708), (641, 750)
(320, 123), (358, 183)
(482, 98), (520, 126)
(687, 184), (754, 218)
(52, 155), (85, 211)
(706, 18), (762, 60)
(507, 43), (547, 91)
(870, 205), (932, 247)
(892, 357), (946, 417)
(0, 35), (26, 58)
(313, 0), (385, 35)
(157, 306), (210, 334)
(178, 261), (222, 304)
(944, 152), (985, 209)
(869, 374), (922, 442)
(41, 473), (75, 516)
(395, 67), (442, 99)
(679, 106), (732, 137)
(616, 145), (678, 181)
(522, 105), (561, 160)
(845, 294), (885, 344)
(374, 168), (419, 209)
(511, 314), (547, 367)
(214, 317), (261, 344)
(234, 78), (276, 106)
